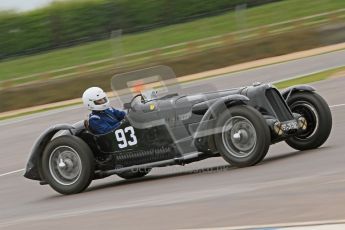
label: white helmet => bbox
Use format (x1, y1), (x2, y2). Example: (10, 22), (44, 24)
(82, 87), (110, 111)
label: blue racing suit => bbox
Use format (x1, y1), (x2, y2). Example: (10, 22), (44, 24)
(88, 107), (126, 134)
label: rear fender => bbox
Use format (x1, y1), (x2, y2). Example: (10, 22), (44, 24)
(281, 85), (315, 101)
(24, 124), (74, 181)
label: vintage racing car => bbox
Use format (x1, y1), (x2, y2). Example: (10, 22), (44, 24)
(24, 70), (332, 195)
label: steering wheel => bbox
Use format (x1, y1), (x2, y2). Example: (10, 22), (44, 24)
(131, 93), (144, 104)
(125, 94), (143, 112)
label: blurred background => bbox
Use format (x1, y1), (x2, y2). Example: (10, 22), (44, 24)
(0, 0), (345, 112)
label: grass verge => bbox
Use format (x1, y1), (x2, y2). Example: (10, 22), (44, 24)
(274, 66), (345, 89)
(0, 102), (81, 121)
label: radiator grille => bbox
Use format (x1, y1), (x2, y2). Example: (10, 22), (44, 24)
(265, 89), (293, 121)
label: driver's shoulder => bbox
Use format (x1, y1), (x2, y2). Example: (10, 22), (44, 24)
(105, 107), (118, 114)
(89, 114), (101, 120)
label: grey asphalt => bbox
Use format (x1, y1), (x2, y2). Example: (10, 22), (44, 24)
(0, 50), (345, 230)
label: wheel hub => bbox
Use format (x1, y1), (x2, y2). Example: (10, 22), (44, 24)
(222, 116), (257, 158)
(49, 146), (82, 185)
(58, 158), (66, 168)
(64, 158), (74, 170)
(292, 102), (319, 139)
(232, 129), (249, 144)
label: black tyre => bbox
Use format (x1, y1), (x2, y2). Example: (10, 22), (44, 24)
(214, 105), (271, 167)
(41, 135), (94, 195)
(285, 91), (332, 150)
(117, 168), (151, 180)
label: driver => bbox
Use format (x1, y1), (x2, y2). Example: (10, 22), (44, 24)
(82, 87), (126, 134)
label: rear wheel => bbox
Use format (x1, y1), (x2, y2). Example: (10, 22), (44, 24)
(41, 136), (94, 195)
(285, 91), (332, 150)
(214, 105), (270, 167)
(117, 168), (151, 180)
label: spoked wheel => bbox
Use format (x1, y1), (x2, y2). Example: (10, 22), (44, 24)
(41, 136), (94, 195)
(214, 105), (270, 167)
(285, 91), (332, 150)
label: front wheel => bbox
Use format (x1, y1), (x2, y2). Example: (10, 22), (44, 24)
(214, 105), (271, 167)
(285, 91), (332, 150)
(41, 135), (94, 195)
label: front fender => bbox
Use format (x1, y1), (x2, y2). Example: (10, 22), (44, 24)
(193, 94), (249, 139)
(281, 85), (315, 100)
(192, 94), (249, 115)
(24, 124), (75, 181)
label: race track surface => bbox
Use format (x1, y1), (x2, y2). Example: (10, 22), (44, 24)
(1, 50), (345, 230)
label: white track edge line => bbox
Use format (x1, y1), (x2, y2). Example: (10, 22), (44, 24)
(179, 219), (345, 230)
(0, 169), (24, 177)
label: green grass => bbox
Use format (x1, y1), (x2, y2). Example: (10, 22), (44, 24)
(1, 0), (345, 82)
(274, 66), (345, 89)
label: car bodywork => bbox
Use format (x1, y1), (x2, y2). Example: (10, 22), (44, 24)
(24, 83), (314, 183)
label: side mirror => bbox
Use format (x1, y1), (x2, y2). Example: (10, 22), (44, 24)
(123, 102), (131, 110)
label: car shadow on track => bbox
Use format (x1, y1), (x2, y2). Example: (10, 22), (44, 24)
(262, 146), (331, 165)
(41, 146), (332, 199)
(38, 164), (234, 200)
(85, 164), (234, 193)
